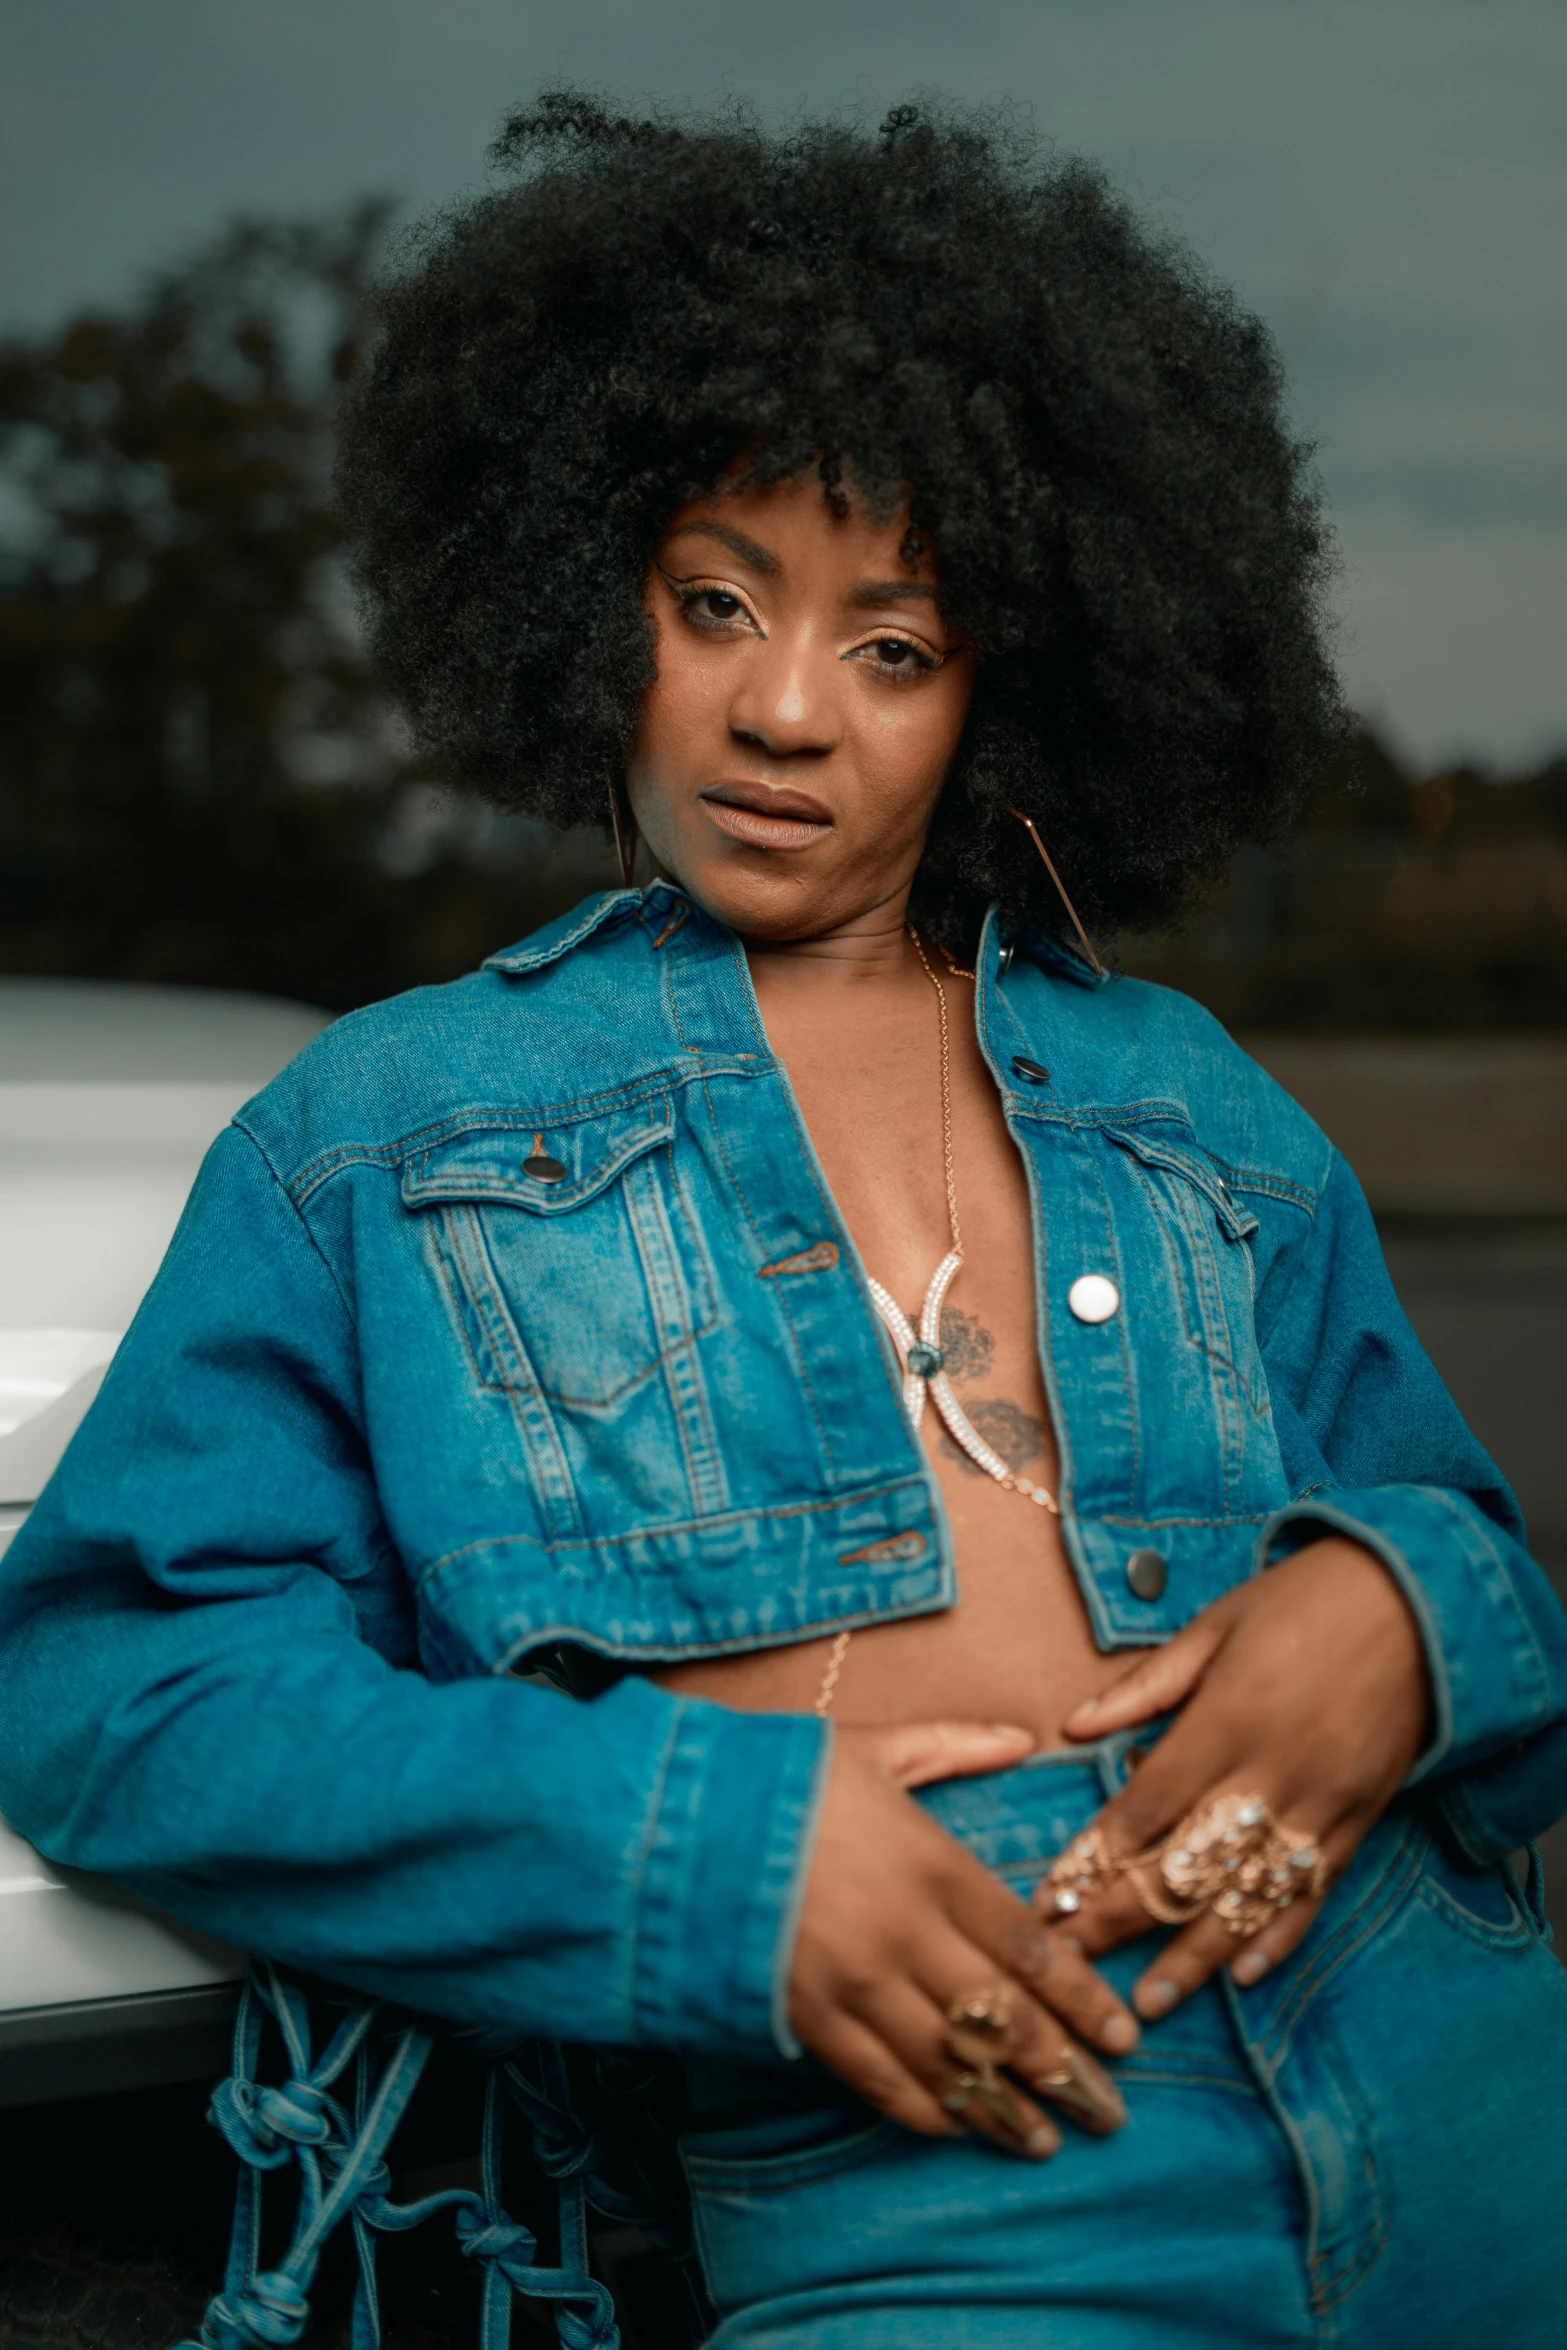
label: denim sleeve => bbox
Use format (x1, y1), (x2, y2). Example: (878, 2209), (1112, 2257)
(1255, 1148), (1567, 1859)
(0, 1127), (828, 2056)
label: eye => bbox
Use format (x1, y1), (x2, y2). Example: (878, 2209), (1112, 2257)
(689, 588), (745, 624)
(852, 633), (943, 680)
(656, 566), (759, 634)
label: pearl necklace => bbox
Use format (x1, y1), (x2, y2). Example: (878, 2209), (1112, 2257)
(813, 931), (1058, 1719)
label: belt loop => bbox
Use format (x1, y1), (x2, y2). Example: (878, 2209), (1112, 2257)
(1520, 1841), (1553, 1942)
(1095, 1729), (1138, 1801)
(1096, 1710), (1178, 1800)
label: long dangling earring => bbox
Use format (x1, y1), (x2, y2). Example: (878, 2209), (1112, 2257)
(1005, 805), (1106, 979)
(608, 778), (639, 890)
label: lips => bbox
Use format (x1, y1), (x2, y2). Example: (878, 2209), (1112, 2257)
(698, 782), (833, 851)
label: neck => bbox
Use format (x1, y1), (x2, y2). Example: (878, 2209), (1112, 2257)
(739, 885), (919, 992)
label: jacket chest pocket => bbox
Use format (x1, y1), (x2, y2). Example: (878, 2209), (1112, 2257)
(402, 1098), (718, 1411)
(1102, 1123), (1268, 1417)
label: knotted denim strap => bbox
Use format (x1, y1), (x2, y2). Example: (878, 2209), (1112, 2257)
(183, 1963), (636, 2350)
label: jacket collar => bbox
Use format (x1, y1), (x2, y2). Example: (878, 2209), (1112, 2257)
(1013, 924), (1110, 989)
(482, 882), (683, 976)
(485, 885), (1109, 992)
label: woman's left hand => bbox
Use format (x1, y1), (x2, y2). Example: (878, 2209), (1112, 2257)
(1036, 1537), (1431, 2017)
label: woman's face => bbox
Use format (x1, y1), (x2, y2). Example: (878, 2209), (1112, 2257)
(626, 475), (974, 941)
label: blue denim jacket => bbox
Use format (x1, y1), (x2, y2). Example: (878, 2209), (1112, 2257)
(1, 883), (1564, 2061)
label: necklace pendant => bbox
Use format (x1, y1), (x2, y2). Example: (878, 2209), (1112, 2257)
(867, 1252), (962, 1428)
(866, 1251), (1059, 1517)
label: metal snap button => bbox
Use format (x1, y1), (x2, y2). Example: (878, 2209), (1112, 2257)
(523, 1152), (567, 1182)
(1011, 1056), (1051, 1084)
(1067, 1273), (1119, 1323)
(1125, 1548), (1168, 1601)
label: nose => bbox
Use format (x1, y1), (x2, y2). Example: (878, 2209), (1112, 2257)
(727, 626), (841, 760)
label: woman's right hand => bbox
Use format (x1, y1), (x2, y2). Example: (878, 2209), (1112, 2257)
(787, 1719), (1140, 2158)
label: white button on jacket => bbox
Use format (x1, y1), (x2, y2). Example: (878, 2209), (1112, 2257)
(1067, 1273), (1120, 1323)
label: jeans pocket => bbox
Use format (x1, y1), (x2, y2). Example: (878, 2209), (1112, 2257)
(682, 2105), (901, 2316)
(682, 2102), (897, 2194)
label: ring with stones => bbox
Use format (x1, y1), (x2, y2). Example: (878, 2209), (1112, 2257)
(1128, 1792), (1325, 1937)
(1041, 1823), (1123, 1918)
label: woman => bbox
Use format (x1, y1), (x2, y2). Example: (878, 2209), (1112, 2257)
(2, 97), (1565, 2348)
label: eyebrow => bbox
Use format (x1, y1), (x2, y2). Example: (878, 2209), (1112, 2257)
(850, 579), (941, 607)
(663, 520), (779, 574)
(662, 524), (941, 610)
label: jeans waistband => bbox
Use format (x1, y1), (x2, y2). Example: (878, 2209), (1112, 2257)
(910, 1728), (1151, 1886)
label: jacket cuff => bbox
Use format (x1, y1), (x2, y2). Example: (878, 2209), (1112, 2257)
(630, 1696), (830, 2057)
(1258, 1486), (1560, 1783)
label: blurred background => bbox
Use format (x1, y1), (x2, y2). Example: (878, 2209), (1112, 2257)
(0, 6), (1563, 2324)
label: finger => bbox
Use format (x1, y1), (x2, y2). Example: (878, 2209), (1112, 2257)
(850, 1719), (1035, 1791)
(1039, 1770), (1356, 1968)
(1228, 1882), (1331, 1988)
(1039, 1869), (1165, 1957)
(1062, 1615), (1228, 1741)
(1134, 1882), (1331, 2017)
(939, 1846), (1140, 2057)
(804, 2007), (965, 2140)
(1030, 2033), (1129, 2137)
(998, 1981), (1128, 2138)
(1009, 1915), (1141, 2060)
(908, 1929), (1128, 2136)
(870, 1977), (1062, 2160)
(1057, 1693), (1256, 1868)
(1135, 1812), (1369, 2012)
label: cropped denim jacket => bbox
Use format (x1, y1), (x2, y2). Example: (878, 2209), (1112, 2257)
(2, 883), (1564, 2062)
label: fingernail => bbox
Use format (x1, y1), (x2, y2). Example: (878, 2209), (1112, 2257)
(1025, 2125), (1058, 2160)
(1074, 1696), (1100, 1718)
(1101, 2011), (1139, 2053)
(1136, 1977), (1179, 2018)
(988, 1723), (1029, 1739)
(1233, 1949), (1270, 1986)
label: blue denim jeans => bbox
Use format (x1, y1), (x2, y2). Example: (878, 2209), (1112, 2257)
(681, 1738), (1567, 2347)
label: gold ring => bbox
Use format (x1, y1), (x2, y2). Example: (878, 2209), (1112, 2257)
(1144, 1792), (1325, 1937)
(940, 1992), (1040, 2153)
(943, 1988), (1018, 2071)
(1041, 1824), (1123, 1917)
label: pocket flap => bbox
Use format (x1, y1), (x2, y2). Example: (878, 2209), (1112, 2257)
(401, 1096), (674, 1214)
(1102, 1124), (1259, 1240)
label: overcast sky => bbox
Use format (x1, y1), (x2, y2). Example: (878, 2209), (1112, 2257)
(4, 0), (1563, 768)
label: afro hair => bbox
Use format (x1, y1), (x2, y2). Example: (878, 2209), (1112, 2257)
(335, 92), (1347, 946)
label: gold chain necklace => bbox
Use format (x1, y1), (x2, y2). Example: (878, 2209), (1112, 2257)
(814, 928), (1059, 1718)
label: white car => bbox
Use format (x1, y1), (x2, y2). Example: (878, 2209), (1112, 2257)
(0, 979), (330, 2107)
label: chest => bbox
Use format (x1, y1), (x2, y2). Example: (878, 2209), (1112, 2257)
(339, 978), (1294, 1676)
(752, 970), (1043, 1404)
